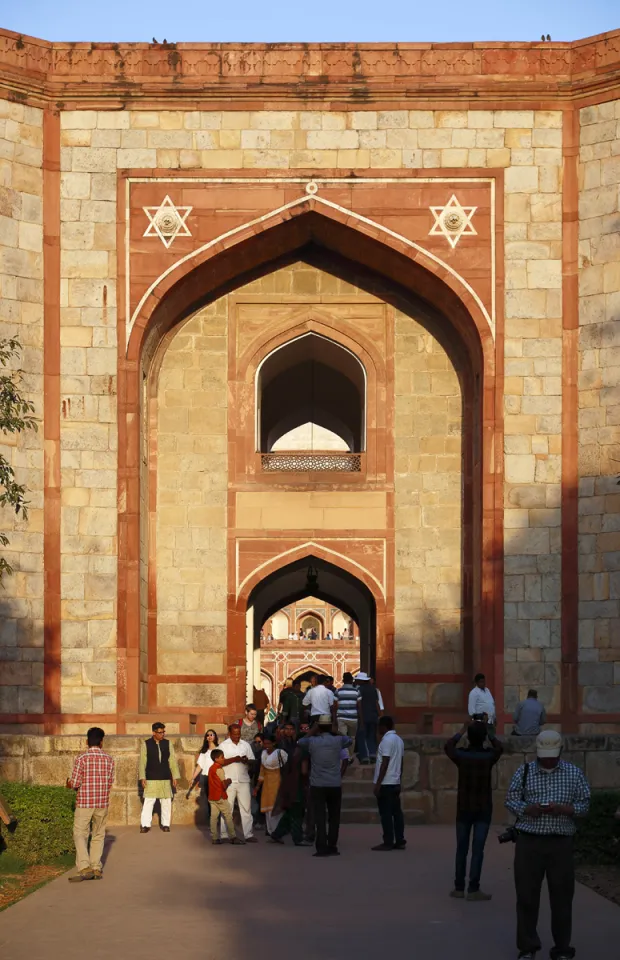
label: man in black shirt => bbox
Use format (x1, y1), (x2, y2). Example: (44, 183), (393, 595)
(445, 721), (503, 900)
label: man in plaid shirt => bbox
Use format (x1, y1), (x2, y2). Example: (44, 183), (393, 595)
(505, 730), (590, 960)
(66, 727), (115, 882)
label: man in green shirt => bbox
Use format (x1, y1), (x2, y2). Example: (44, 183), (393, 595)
(139, 722), (180, 832)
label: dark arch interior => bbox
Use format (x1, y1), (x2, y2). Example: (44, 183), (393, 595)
(248, 555), (375, 674)
(259, 334), (365, 452)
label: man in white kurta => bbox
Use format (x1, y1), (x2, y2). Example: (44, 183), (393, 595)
(219, 723), (257, 842)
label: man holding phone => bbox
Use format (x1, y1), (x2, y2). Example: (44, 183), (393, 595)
(505, 731), (591, 960)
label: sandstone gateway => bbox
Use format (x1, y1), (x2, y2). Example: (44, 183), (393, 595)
(1, 31), (620, 810)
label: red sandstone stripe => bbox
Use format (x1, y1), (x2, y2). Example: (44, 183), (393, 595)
(42, 109), (61, 733)
(561, 108), (580, 732)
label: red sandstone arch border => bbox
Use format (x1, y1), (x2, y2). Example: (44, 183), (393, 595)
(117, 196), (502, 729)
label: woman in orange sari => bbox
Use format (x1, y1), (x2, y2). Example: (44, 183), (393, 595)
(252, 732), (288, 835)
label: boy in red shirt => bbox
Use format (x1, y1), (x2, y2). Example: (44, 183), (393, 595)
(208, 749), (244, 845)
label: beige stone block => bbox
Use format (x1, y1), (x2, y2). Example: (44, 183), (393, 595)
(440, 149), (468, 167)
(117, 149), (157, 167)
(406, 111), (433, 129)
(527, 259), (562, 289)
(505, 166), (539, 193)
(198, 149), (243, 168)
(62, 250), (109, 279)
(250, 111), (297, 130)
(159, 683), (227, 707)
(71, 147), (116, 173)
(158, 652), (224, 675)
(495, 110), (534, 128)
(475, 129), (504, 148)
(505, 454), (536, 483)
(349, 111), (377, 130)
(386, 129), (418, 148)
(418, 129), (452, 149)
(62, 111), (97, 130)
(60, 172), (91, 199)
(535, 111), (562, 129)
(369, 149), (402, 167)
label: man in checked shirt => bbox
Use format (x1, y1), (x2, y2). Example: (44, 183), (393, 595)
(66, 727), (115, 882)
(505, 730), (591, 960)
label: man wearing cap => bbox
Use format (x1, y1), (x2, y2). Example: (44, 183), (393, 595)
(505, 730), (591, 960)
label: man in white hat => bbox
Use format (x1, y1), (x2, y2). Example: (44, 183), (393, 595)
(505, 730), (590, 960)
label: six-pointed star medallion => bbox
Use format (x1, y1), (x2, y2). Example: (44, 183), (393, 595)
(143, 195), (193, 248)
(428, 194), (477, 249)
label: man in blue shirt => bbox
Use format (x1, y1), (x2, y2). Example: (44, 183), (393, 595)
(298, 715), (351, 857)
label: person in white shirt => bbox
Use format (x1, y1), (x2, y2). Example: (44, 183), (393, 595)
(372, 716), (405, 851)
(468, 673), (496, 735)
(302, 675), (336, 724)
(219, 723), (258, 842)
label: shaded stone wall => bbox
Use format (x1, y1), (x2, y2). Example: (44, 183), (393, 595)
(577, 100), (620, 720)
(393, 311), (463, 708)
(154, 301), (228, 709)
(0, 99), (44, 716)
(502, 111), (564, 719)
(1, 733), (618, 825)
(59, 111), (119, 715)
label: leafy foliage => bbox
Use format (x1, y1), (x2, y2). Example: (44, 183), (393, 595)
(0, 783), (75, 865)
(574, 791), (620, 865)
(0, 337), (37, 582)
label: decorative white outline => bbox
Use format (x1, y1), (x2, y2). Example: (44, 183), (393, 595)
(429, 194), (478, 249)
(124, 177), (496, 352)
(142, 194), (193, 248)
(235, 538), (386, 601)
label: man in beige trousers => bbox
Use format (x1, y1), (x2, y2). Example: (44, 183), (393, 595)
(66, 727), (115, 882)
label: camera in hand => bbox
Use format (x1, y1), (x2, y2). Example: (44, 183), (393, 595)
(498, 825), (519, 844)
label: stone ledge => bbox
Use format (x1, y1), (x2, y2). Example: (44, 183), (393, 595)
(1, 734), (618, 825)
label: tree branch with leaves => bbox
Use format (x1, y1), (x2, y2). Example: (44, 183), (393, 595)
(0, 337), (37, 582)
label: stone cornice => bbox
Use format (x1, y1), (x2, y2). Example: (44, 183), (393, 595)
(1, 28), (620, 108)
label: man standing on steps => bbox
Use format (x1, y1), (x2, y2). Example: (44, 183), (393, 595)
(67, 727), (115, 882)
(445, 720), (503, 901)
(372, 715), (406, 851)
(139, 721), (180, 833)
(303, 675), (336, 726)
(468, 673), (496, 737)
(336, 672), (362, 762)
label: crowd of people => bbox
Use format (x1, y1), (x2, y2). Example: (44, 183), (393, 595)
(60, 669), (596, 960)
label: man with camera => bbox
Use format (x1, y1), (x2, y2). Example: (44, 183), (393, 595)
(445, 718), (503, 900)
(504, 730), (590, 960)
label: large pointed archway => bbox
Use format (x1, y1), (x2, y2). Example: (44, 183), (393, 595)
(117, 198), (500, 727)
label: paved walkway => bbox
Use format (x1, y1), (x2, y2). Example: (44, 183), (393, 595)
(0, 825), (617, 960)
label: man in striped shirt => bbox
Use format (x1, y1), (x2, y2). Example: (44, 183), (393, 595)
(336, 672), (362, 761)
(66, 727), (115, 882)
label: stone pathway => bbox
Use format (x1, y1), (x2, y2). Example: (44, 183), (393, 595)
(0, 825), (617, 960)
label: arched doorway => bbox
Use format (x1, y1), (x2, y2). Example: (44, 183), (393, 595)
(122, 200), (493, 724)
(245, 554), (377, 701)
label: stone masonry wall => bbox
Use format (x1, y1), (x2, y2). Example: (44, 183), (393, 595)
(1, 733), (618, 825)
(154, 301), (228, 710)
(577, 99), (620, 718)
(393, 310), (463, 708)
(0, 99), (44, 716)
(49, 107), (568, 720)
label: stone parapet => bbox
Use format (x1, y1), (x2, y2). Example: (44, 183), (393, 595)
(1, 734), (618, 826)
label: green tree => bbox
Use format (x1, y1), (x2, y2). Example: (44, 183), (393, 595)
(0, 337), (37, 582)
